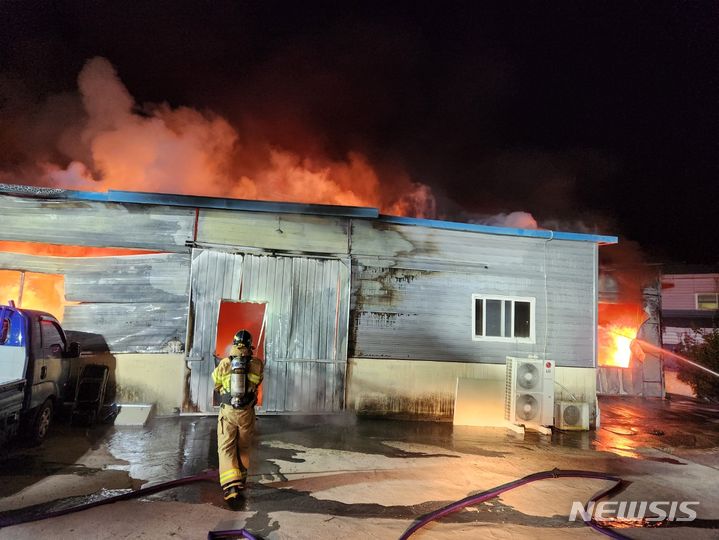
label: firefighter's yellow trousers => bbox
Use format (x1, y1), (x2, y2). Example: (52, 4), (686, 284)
(217, 403), (255, 492)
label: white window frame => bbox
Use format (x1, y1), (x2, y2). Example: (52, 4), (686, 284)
(471, 294), (536, 343)
(696, 292), (719, 310)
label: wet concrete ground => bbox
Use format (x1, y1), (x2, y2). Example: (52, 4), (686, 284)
(0, 395), (717, 539)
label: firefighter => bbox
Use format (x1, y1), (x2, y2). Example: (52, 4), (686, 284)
(212, 329), (264, 502)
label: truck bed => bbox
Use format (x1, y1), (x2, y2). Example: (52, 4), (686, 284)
(0, 377), (25, 444)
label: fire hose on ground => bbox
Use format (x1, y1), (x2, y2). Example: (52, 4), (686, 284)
(398, 468), (630, 540)
(0, 468), (630, 539)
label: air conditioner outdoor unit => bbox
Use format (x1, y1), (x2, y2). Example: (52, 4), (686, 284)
(504, 357), (555, 429)
(554, 401), (590, 431)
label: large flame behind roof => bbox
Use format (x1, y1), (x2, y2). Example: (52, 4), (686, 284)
(29, 57), (436, 218)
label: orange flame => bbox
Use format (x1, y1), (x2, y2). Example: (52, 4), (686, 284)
(34, 57), (436, 218)
(0, 240), (156, 258)
(598, 303), (647, 368)
(0, 270), (68, 322)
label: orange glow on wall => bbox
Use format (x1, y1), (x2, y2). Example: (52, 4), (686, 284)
(0, 270), (69, 321)
(598, 303), (648, 368)
(0, 240), (157, 257)
(0, 241), (158, 320)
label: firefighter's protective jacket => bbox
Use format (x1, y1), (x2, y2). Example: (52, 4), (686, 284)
(211, 345), (264, 400)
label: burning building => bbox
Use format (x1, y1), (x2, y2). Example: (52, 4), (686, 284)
(0, 183), (617, 420)
(596, 264), (665, 398)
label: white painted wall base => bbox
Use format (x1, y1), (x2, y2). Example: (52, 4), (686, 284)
(74, 353), (185, 416)
(347, 358), (597, 422)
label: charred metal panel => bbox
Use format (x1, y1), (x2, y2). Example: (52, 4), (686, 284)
(187, 250), (243, 360)
(351, 235), (597, 368)
(0, 194), (194, 252)
(0, 251), (190, 353)
(353, 219), (560, 270)
(240, 256), (349, 414)
(186, 249), (243, 411)
(197, 209), (350, 254)
(187, 249), (349, 413)
(263, 359), (346, 413)
(63, 303), (186, 353)
(0, 252), (189, 303)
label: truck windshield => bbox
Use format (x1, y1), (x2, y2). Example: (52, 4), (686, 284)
(1, 317), (8, 344)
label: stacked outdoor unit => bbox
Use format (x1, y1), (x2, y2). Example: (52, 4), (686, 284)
(554, 401), (590, 430)
(505, 357), (555, 428)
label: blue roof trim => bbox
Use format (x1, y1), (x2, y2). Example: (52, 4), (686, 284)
(0, 183), (616, 243)
(379, 215), (618, 244)
(61, 188), (380, 219)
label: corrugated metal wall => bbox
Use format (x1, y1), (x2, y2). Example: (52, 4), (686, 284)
(0, 252), (190, 353)
(186, 250), (243, 411)
(350, 221), (597, 368)
(197, 209), (350, 254)
(187, 249), (349, 413)
(0, 194), (194, 251)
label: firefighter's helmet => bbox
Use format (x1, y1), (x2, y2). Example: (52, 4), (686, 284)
(233, 329), (252, 349)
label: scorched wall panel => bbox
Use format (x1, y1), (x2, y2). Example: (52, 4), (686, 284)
(351, 225), (596, 368)
(0, 195), (194, 252)
(196, 209), (349, 254)
(186, 249), (349, 413)
(0, 251), (190, 353)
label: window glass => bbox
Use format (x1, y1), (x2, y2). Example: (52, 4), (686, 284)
(697, 293), (718, 310)
(474, 299), (483, 336)
(514, 301), (531, 338)
(472, 295), (534, 342)
(485, 299), (502, 336)
(41, 320), (64, 358)
(504, 300), (512, 337)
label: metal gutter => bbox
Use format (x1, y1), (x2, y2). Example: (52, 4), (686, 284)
(379, 215), (618, 245)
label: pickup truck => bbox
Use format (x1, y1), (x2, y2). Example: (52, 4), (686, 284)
(1, 303), (79, 445)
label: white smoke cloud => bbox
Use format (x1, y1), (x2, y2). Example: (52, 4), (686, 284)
(471, 211), (539, 229)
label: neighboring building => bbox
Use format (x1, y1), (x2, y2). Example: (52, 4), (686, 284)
(661, 267), (719, 350)
(0, 183), (617, 420)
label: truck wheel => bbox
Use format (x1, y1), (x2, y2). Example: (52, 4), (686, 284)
(32, 400), (53, 444)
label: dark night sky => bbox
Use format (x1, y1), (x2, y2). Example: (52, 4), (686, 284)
(1, 1), (717, 264)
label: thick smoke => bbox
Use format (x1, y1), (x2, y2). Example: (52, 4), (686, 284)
(472, 211), (538, 229)
(2, 57), (436, 217)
